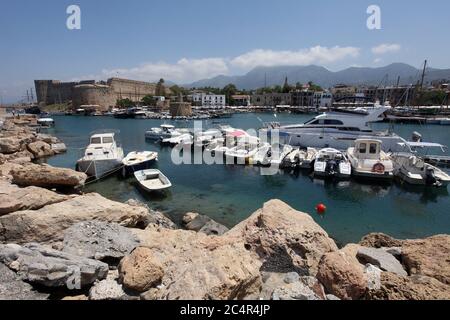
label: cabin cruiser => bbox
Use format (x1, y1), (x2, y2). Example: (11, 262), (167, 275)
(76, 132), (124, 179)
(313, 148), (351, 179)
(121, 151), (158, 177)
(347, 139), (394, 180)
(392, 153), (450, 187)
(145, 124), (181, 141)
(262, 105), (424, 152)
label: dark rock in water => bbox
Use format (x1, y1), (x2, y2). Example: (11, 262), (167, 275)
(62, 221), (140, 263)
(357, 247), (408, 277)
(182, 212), (229, 236)
(0, 243), (108, 289)
(0, 262), (49, 300)
(359, 233), (404, 248)
(125, 199), (177, 229)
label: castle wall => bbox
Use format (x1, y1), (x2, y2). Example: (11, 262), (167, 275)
(72, 84), (116, 111)
(107, 78), (159, 102)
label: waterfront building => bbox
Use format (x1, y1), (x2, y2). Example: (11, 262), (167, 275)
(231, 95), (251, 106)
(192, 93), (226, 108)
(313, 92), (333, 109)
(251, 93), (291, 106)
(290, 90), (314, 107)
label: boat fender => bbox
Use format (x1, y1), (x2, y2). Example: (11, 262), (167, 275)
(372, 163), (385, 173)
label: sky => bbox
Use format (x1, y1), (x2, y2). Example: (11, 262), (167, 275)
(1, 0), (450, 103)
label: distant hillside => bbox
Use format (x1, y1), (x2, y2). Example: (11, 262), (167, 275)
(185, 63), (450, 89)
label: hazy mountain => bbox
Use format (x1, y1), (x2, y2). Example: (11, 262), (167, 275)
(185, 63), (450, 89)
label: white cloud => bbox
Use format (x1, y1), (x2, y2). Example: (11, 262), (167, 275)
(230, 46), (360, 69)
(373, 58), (382, 64)
(98, 58), (229, 83)
(371, 43), (401, 55)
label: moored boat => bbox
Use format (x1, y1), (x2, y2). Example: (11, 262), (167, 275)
(121, 151), (158, 177)
(134, 169), (172, 192)
(313, 148), (351, 179)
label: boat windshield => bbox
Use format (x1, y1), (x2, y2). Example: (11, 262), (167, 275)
(90, 137), (102, 144)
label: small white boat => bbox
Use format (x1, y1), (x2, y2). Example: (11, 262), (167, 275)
(392, 153), (450, 187)
(251, 143), (272, 166)
(76, 132), (124, 179)
(314, 148), (351, 179)
(37, 118), (55, 127)
(134, 169), (172, 191)
(145, 124), (180, 141)
(225, 136), (260, 164)
(162, 133), (193, 147)
(194, 129), (222, 148)
(122, 151), (158, 177)
(347, 139), (394, 181)
(297, 148), (317, 169)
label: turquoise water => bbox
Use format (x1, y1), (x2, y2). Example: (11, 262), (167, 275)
(46, 113), (450, 244)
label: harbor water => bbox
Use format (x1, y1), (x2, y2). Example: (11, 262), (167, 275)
(46, 113), (450, 245)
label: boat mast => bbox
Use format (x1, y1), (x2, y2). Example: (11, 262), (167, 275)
(420, 59), (427, 89)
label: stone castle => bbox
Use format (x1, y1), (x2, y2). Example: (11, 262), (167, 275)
(34, 78), (170, 111)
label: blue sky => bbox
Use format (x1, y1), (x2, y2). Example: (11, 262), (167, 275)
(1, 0), (449, 102)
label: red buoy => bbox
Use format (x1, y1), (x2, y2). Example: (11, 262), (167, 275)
(316, 203), (327, 214)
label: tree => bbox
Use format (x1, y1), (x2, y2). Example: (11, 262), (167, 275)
(141, 95), (155, 106)
(155, 78), (165, 96)
(221, 83), (238, 105)
(117, 98), (134, 108)
(170, 85), (188, 97)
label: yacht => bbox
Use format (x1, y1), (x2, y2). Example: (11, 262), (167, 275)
(262, 105), (423, 152)
(392, 153), (450, 187)
(145, 124), (180, 141)
(313, 148), (351, 179)
(347, 139), (394, 181)
(76, 132), (124, 179)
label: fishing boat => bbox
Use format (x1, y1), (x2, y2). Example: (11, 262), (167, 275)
(134, 169), (172, 191)
(346, 139), (394, 181)
(76, 132), (124, 179)
(392, 153), (450, 187)
(313, 148), (351, 179)
(145, 124), (180, 141)
(121, 151), (158, 177)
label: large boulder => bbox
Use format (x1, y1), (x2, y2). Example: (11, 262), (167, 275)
(359, 233), (404, 248)
(118, 247), (164, 292)
(89, 279), (126, 300)
(225, 199), (338, 275)
(0, 179), (69, 216)
(401, 235), (450, 285)
(125, 199), (177, 229)
(0, 136), (29, 154)
(132, 227), (262, 300)
(0, 243), (108, 289)
(0, 193), (150, 244)
(366, 272), (450, 300)
(357, 247), (407, 277)
(11, 163), (87, 189)
(62, 221), (140, 262)
(316, 244), (367, 300)
(26, 141), (54, 158)
(0, 262), (49, 300)
(182, 212), (229, 236)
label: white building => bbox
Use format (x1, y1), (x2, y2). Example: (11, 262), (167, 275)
(313, 92), (332, 109)
(192, 93), (226, 108)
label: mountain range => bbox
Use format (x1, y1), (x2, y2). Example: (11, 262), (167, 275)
(184, 63), (450, 90)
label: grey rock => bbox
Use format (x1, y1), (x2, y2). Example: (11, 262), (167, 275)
(89, 278), (126, 300)
(298, 276), (326, 299)
(199, 220), (229, 236)
(383, 247), (402, 259)
(365, 264), (382, 290)
(357, 247), (408, 277)
(185, 214), (211, 231)
(283, 272), (300, 284)
(0, 243), (108, 288)
(62, 221), (140, 262)
(326, 294), (341, 300)
(0, 262), (49, 300)
(272, 281), (322, 300)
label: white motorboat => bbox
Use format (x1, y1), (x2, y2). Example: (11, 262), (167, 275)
(251, 143), (272, 166)
(281, 147), (317, 169)
(121, 151), (158, 177)
(193, 129), (222, 149)
(392, 153), (450, 187)
(347, 139), (394, 181)
(134, 169), (172, 191)
(262, 105), (439, 152)
(145, 124), (180, 141)
(76, 132), (124, 179)
(37, 118), (55, 127)
(162, 133), (193, 147)
(314, 148), (351, 179)
(252, 143), (293, 167)
(225, 136), (260, 164)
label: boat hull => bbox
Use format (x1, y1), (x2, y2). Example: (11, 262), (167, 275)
(77, 159), (122, 179)
(122, 159), (157, 177)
